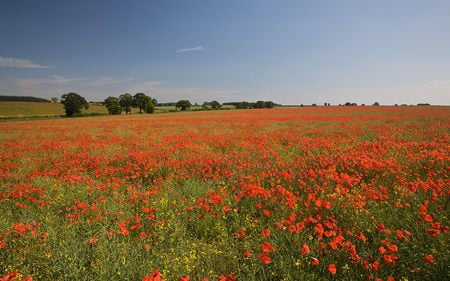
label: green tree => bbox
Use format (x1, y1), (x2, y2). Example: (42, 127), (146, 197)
(60, 92), (89, 117)
(264, 101), (275, 108)
(104, 96), (122, 115)
(119, 93), (134, 114)
(143, 95), (156, 113)
(133, 93), (147, 113)
(51, 97), (58, 103)
(176, 100), (192, 111)
(209, 100), (221, 109)
(254, 100), (266, 108)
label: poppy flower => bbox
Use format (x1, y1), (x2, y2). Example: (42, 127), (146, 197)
(261, 241), (275, 253)
(300, 244), (310, 255)
(422, 254), (435, 264)
(328, 264), (337, 275)
(258, 253), (271, 264)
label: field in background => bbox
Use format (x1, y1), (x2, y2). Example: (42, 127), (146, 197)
(0, 107), (449, 280)
(0, 102), (112, 117)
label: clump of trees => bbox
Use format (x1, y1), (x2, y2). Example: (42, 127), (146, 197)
(119, 93), (134, 114)
(61, 92), (89, 116)
(176, 100), (192, 111)
(223, 101), (278, 109)
(109, 93), (157, 114)
(202, 100), (221, 109)
(104, 97), (122, 115)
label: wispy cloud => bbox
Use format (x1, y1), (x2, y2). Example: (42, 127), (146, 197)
(0, 57), (51, 69)
(87, 77), (134, 87)
(176, 46), (205, 53)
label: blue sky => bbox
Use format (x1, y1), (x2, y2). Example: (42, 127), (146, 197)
(1, 0), (449, 104)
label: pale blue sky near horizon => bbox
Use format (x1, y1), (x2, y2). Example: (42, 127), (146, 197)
(0, 0), (449, 105)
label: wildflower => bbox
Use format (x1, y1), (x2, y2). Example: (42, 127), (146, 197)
(300, 244), (310, 255)
(236, 229), (246, 238)
(262, 229), (270, 237)
(244, 250), (252, 258)
(142, 269), (164, 281)
(261, 241), (275, 253)
(218, 273), (237, 281)
(88, 236), (98, 244)
(328, 264), (337, 275)
(311, 258), (319, 266)
(258, 253), (271, 264)
(422, 254), (435, 264)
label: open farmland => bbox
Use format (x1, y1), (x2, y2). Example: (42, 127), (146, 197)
(0, 102), (110, 118)
(0, 106), (449, 280)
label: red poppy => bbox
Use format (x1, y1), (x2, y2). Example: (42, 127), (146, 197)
(300, 244), (310, 255)
(261, 241), (275, 253)
(258, 253), (271, 264)
(422, 254), (435, 264)
(328, 264), (337, 275)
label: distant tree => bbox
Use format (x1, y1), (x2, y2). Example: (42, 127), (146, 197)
(264, 101), (275, 108)
(373, 102), (380, 106)
(417, 103), (430, 106)
(104, 96), (122, 115)
(143, 95), (156, 113)
(51, 97), (59, 103)
(345, 102), (352, 106)
(119, 93), (134, 114)
(133, 93), (147, 113)
(254, 100), (266, 108)
(176, 100), (192, 111)
(209, 100), (221, 109)
(60, 92), (89, 117)
(312, 103), (317, 107)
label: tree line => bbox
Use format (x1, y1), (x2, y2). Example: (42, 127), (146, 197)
(59, 92), (280, 117)
(0, 95), (51, 103)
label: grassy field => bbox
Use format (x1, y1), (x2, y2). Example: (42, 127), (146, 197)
(0, 107), (449, 281)
(0, 102), (110, 117)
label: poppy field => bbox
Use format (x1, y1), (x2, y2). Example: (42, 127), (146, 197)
(0, 106), (449, 281)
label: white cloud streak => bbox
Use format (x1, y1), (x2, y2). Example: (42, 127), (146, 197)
(0, 57), (51, 69)
(176, 46), (205, 53)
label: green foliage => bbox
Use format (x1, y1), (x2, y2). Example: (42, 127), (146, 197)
(103, 97), (122, 115)
(119, 93), (134, 114)
(60, 92), (89, 117)
(176, 100), (192, 111)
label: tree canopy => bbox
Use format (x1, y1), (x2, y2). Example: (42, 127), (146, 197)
(60, 92), (89, 116)
(176, 100), (192, 111)
(104, 96), (122, 115)
(119, 93), (134, 114)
